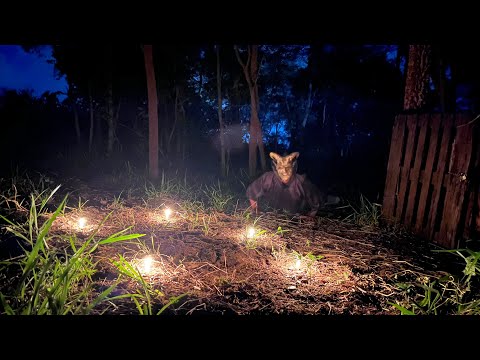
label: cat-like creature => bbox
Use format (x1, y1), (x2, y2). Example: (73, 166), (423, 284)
(246, 151), (327, 217)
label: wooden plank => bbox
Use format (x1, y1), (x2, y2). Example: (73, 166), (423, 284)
(476, 192), (480, 239)
(463, 189), (475, 240)
(439, 115), (474, 248)
(464, 129), (480, 240)
(415, 115), (441, 233)
(396, 115), (418, 223)
(405, 114), (429, 227)
(473, 113), (480, 242)
(426, 114), (454, 242)
(382, 115), (407, 220)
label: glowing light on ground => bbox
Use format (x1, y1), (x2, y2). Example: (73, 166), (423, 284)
(164, 207), (172, 220)
(141, 255), (154, 275)
(132, 254), (179, 280)
(246, 226), (255, 239)
(295, 259), (302, 270)
(78, 217), (87, 229)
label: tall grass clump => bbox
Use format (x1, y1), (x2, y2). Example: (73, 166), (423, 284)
(0, 186), (145, 315)
(202, 180), (235, 213)
(343, 194), (382, 227)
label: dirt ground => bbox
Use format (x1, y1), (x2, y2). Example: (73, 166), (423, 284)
(27, 177), (464, 316)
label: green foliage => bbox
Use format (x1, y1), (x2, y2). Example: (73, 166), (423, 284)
(0, 169), (56, 217)
(243, 214), (267, 249)
(435, 248), (480, 285)
(290, 250), (324, 276)
(343, 194), (382, 227)
(245, 228), (267, 250)
(292, 250), (324, 263)
(109, 191), (125, 209)
(201, 214), (213, 236)
(112, 254), (156, 315)
(275, 226), (290, 236)
(111, 255), (187, 315)
(202, 180), (234, 212)
(389, 248), (480, 315)
(0, 188), (145, 315)
(144, 171), (185, 198)
(76, 196), (88, 212)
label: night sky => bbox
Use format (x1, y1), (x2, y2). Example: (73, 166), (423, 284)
(0, 45), (68, 99)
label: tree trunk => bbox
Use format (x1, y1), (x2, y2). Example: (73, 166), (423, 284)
(302, 82), (314, 128)
(177, 86), (187, 161)
(235, 45), (266, 177)
(233, 76), (241, 124)
(104, 45), (115, 156)
(95, 106), (102, 151)
(143, 45), (159, 180)
(216, 45), (227, 177)
(252, 81), (267, 172)
(88, 79), (95, 153)
(72, 99), (81, 145)
(157, 92), (165, 154)
(403, 45), (432, 111)
(162, 94), (170, 156)
(168, 86), (179, 155)
(106, 80), (115, 156)
(436, 56), (447, 112)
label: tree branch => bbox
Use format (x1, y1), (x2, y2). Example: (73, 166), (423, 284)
(234, 45), (246, 70)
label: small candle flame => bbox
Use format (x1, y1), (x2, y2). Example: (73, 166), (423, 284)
(164, 207), (172, 220)
(142, 256), (154, 274)
(247, 226), (255, 239)
(295, 259), (302, 270)
(78, 217), (87, 229)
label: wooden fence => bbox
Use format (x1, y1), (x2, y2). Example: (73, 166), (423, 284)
(382, 113), (479, 249)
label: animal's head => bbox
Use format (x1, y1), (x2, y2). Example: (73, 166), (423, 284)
(270, 151), (300, 184)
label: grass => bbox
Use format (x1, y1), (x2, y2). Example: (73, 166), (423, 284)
(201, 180), (235, 212)
(112, 254), (187, 315)
(0, 170), (194, 315)
(2, 167), (480, 316)
(342, 193), (382, 227)
(291, 250), (324, 276)
(389, 247), (480, 315)
(0, 187), (146, 315)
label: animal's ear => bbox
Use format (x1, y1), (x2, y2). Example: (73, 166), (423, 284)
(270, 152), (281, 162)
(288, 152), (300, 162)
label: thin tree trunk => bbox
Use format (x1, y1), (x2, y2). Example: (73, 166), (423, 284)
(177, 88), (187, 160)
(403, 45), (432, 111)
(233, 76), (241, 124)
(72, 99), (81, 145)
(157, 93), (165, 154)
(106, 81), (114, 156)
(143, 44), (159, 179)
(235, 44), (266, 177)
(175, 92), (184, 157)
(88, 79), (95, 153)
(437, 57), (446, 112)
(168, 86), (178, 153)
(95, 108), (102, 150)
(302, 82), (314, 128)
(104, 44), (115, 156)
(216, 45), (227, 177)
(163, 99), (169, 155)
(253, 83), (267, 171)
